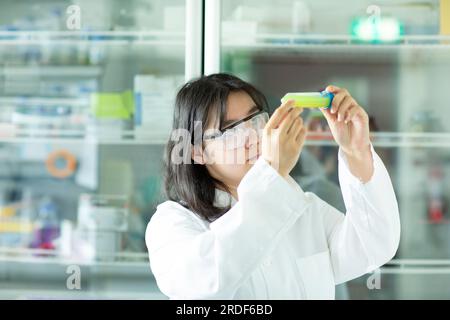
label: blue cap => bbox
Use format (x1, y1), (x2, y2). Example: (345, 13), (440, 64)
(320, 90), (334, 109)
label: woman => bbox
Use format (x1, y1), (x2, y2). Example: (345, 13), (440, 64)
(146, 73), (400, 299)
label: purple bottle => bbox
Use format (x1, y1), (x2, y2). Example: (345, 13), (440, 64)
(31, 197), (60, 251)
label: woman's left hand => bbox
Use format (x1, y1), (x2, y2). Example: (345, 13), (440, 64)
(320, 85), (371, 158)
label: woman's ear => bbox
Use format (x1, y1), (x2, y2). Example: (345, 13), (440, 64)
(192, 145), (206, 164)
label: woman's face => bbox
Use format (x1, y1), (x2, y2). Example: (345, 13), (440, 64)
(200, 91), (263, 190)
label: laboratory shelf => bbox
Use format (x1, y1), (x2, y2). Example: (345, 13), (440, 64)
(0, 129), (449, 147)
(0, 30), (185, 46)
(382, 260), (450, 275)
(306, 132), (450, 148)
(0, 96), (90, 107)
(0, 247), (151, 273)
(0, 65), (103, 77)
(0, 127), (168, 145)
(3, 248), (450, 277)
(0, 288), (166, 300)
(222, 34), (450, 64)
(222, 34), (450, 49)
(0, 248), (164, 300)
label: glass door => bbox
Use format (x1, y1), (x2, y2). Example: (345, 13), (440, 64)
(205, 0), (450, 299)
(0, 0), (202, 299)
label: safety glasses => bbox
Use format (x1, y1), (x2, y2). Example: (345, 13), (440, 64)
(204, 110), (269, 150)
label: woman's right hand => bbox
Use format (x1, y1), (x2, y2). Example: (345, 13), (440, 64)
(262, 100), (306, 178)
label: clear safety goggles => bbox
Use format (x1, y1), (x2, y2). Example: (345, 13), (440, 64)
(204, 110), (269, 150)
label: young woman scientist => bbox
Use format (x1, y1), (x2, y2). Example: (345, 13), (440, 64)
(146, 73), (400, 299)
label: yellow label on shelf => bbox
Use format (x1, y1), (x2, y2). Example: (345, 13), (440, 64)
(0, 220), (34, 233)
(441, 0), (450, 35)
(0, 206), (16, 218)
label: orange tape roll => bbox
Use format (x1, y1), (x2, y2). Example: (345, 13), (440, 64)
(46, 149), (77, 179)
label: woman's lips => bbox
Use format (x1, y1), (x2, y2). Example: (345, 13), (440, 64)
(246, 153), (260, 162)
(245, 142), (261, 163)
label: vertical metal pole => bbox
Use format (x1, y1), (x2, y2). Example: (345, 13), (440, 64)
(204, 0), (221, 75)
(185, 0), (204, 81)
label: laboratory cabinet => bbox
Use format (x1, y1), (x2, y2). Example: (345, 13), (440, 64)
(0, 0), (196, 299)
(206, 0), (450, 299)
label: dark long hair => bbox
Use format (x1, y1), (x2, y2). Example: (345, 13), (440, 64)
(164, 73), (268, 222)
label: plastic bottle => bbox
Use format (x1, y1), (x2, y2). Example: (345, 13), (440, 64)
(31, 197), (60, 250)
(427, 165), (446, 223)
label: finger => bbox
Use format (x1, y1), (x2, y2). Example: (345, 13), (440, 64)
(319, 107), (335, 123)
(337, 96), (354, 122)
(287, 117), (302, 136)
(280, 108), (302, 134)
(266, 99), (294, 130)
(344, 105), (359, 123)
(325, 85), (341, 94)
(286, 110), (303, 133)
(279, 109), (299, 134)
(295, 127), (306, 144)
(276, 103), (301, 128)
(342, 104), (357, 123)
(330, 91), (347, 114)
(346, 105), (368, 124)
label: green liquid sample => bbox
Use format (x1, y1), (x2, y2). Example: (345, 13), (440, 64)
(281, 92), (332, 108)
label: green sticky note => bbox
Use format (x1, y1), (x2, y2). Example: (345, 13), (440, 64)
(121, 90), (135, 115)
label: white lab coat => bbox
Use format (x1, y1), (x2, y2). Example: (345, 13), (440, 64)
(145, 145), (400, 299)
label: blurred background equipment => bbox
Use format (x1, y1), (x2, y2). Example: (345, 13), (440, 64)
(76, 193), (128, 262)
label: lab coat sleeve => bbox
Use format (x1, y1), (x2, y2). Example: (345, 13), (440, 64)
(145, 157), (311, 299)
(321, 144), (401, 284)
